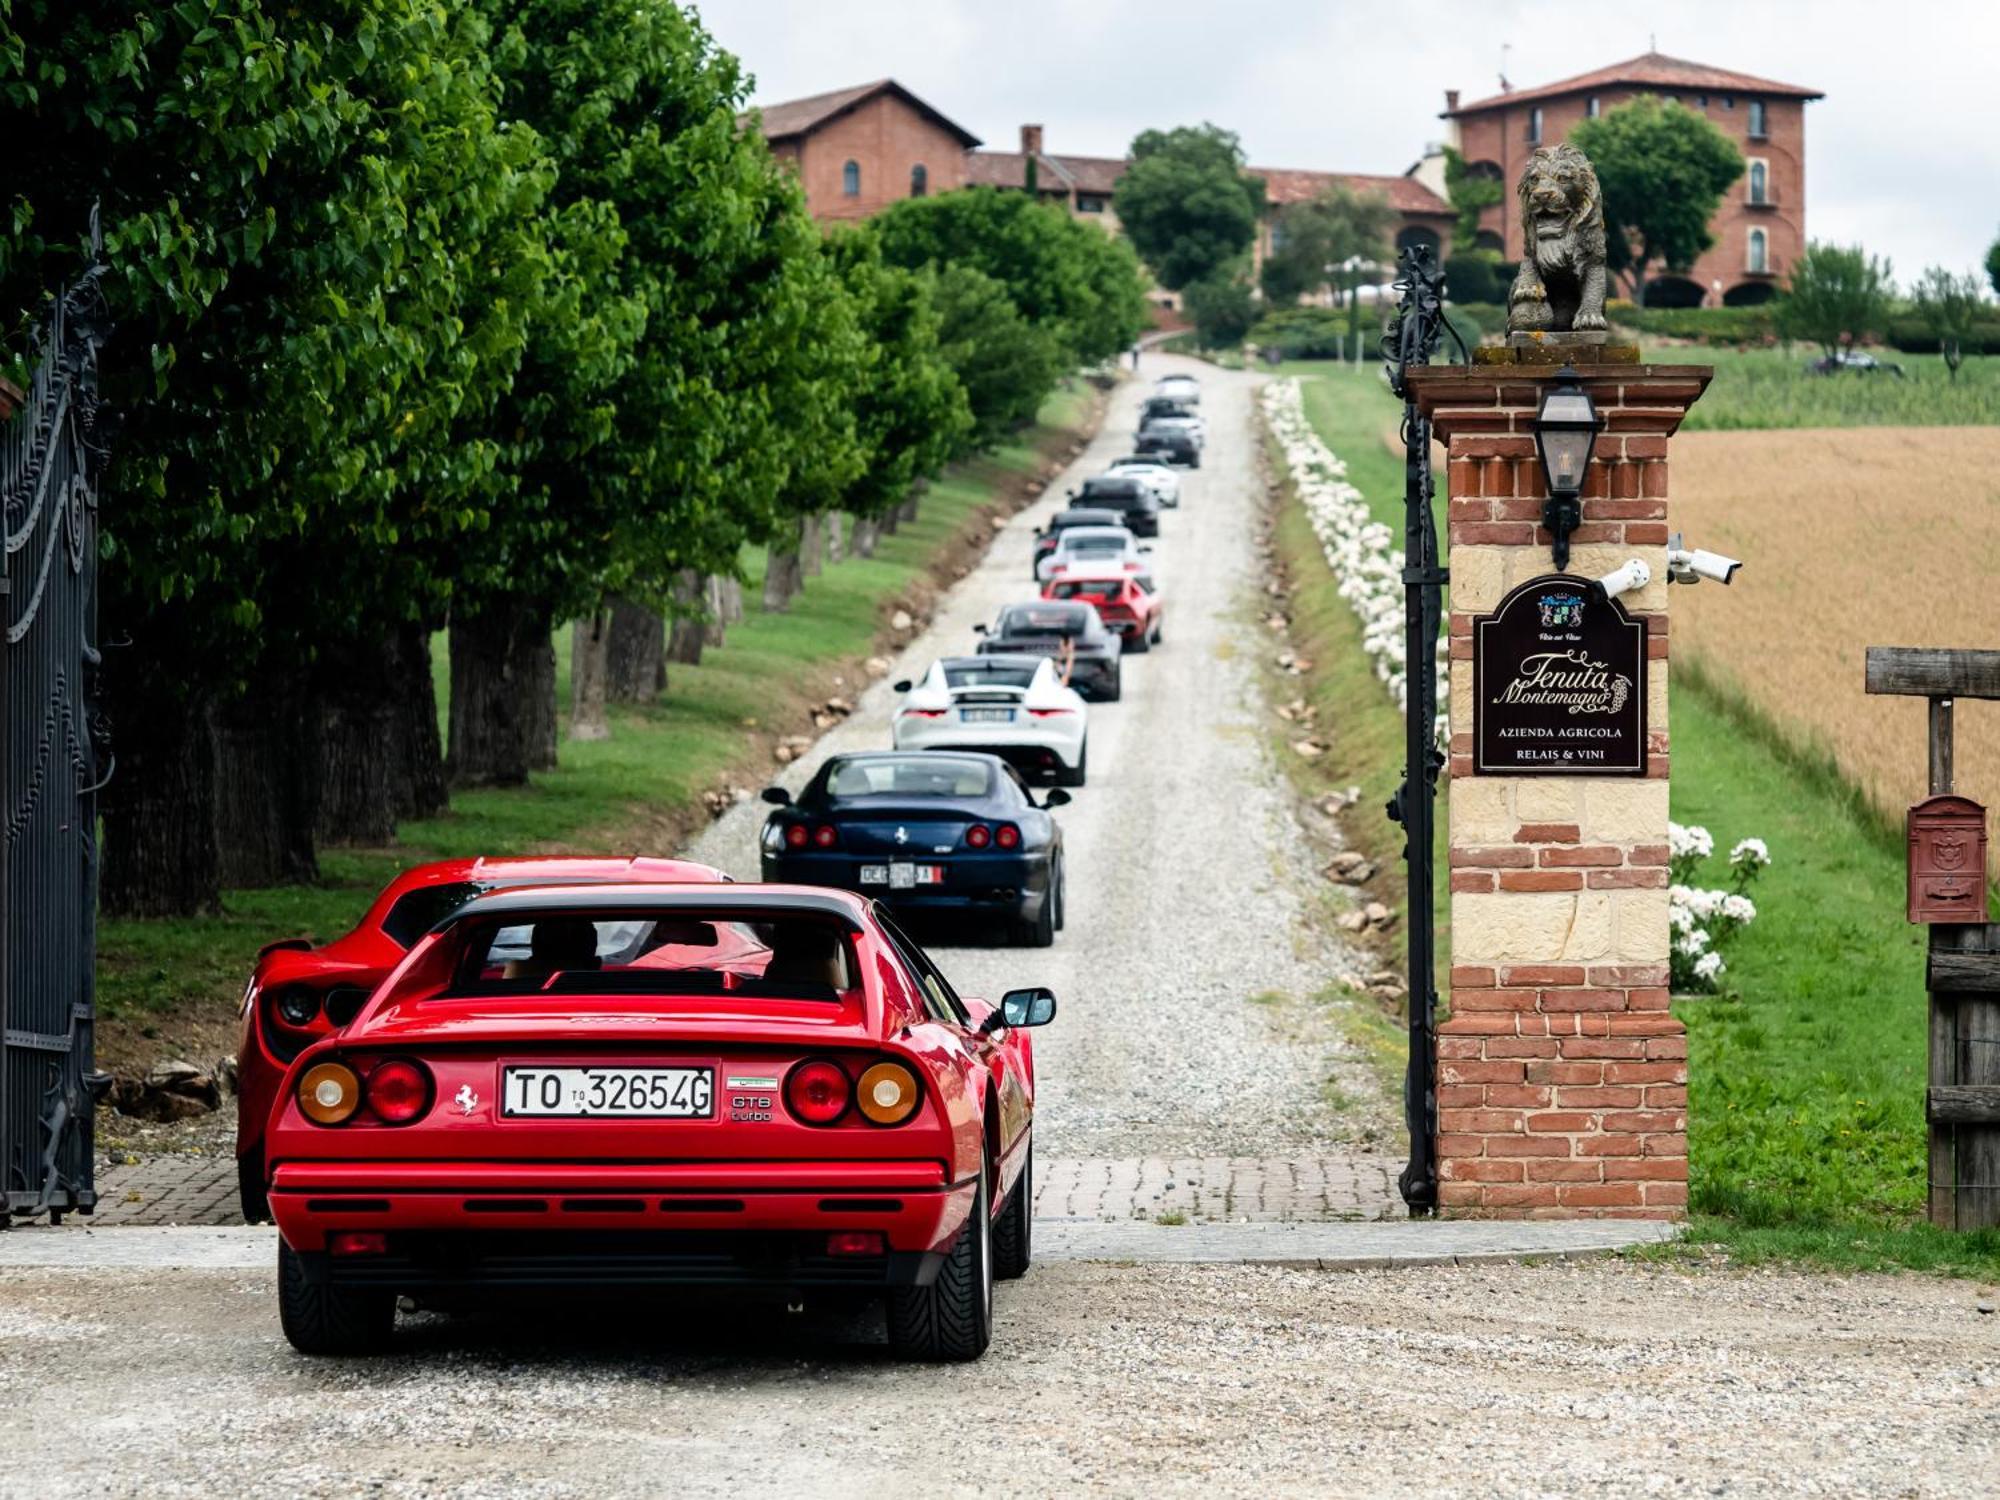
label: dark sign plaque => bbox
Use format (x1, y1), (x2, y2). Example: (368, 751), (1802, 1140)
(1472, 574), (1647, 776)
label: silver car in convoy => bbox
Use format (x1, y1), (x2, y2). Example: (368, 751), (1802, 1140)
(1104, 454), (1182, 508)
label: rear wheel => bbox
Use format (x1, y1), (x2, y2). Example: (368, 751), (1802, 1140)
(1061, 740), (1087, 788)
(1102, 666), (1122, 703)
(1126, 628), (1150, 656)
(888, 1162), (993, 1361)
(1150, 617), (1164, 647)
(238, 1151), (269, 1225)
(993, 1144), (1033, 1280)
(1013, 873), (1057, 947)
(1052, 857), (1067, 931)
(278, 1241), (395, 1355)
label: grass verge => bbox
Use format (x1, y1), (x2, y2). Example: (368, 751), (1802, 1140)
(96, 382), (1102, 1072)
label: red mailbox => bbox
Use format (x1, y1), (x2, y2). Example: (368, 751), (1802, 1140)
(1907, 794), (1988, 924)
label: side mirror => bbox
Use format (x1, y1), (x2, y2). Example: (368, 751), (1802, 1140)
(1000, 986), (1057, 1029)
(1138, 542), (1154, 552)
(1042, 788), (1072, 809)
(972, 622), (989, 636)
(892, 679), (912, 693)
(760, 786), (792, 806)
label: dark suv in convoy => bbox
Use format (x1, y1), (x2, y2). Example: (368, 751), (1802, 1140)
(1068, 475), (1160, 537)
(1135, 424), (1199, 469)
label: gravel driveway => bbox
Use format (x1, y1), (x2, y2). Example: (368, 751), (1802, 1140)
(5, 1258), (1994, 1498)
(689, 356), (1390, 1159)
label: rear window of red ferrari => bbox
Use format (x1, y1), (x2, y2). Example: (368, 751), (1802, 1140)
(443, 912), (857, 1004)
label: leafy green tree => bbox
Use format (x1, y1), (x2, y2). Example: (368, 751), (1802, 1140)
(929, 264), (1066, 450)
(1571, 97), (1744, 304)
(1257, 184), (1395, 306)
(1442, 146), (1504, 247)
(1986, 233), (2000, 298)
(1910, 266), (1985, 379)
(1113, 124), (1264, 291)
(1185, 273), (1257, 349)
(872, 186), (1145, 365)
(2, 0), (553, 913)
(1776, 242), (1893, 361)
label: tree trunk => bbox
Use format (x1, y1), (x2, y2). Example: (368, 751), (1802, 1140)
(703, 575), (730, 647)
(799, 513), (823, 578)
(100, 681), (223, 918)
(448, 598), (555, 787)
(666, 569), (706, 666)
(825, 513), (845, 566)
(312, 641), (398, 848)
(569, 609), (611, 741)
(763, 522), (804, 612)
(604, 596), (665, 703)
(850, 515), (880, 558)
(209, 683), (318, 888)
(388, 624), (448, 822)
(899, 493), (921, 524)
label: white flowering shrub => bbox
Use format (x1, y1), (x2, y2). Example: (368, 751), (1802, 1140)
(1668, 821), (1770, 993)
(1260, 378), (1449, 743)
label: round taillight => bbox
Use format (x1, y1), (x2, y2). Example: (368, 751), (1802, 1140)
(298, 1061), (362, 1126)
(856, 1061), (922, 1126)
(274, 987), (320, 1028)
(366, 1059), (432, 1125)
(995, 823), (1021, 850)
(965, 824), (991, 849)
(784, 823), (809, 849)
(813, 824), (839, 849)
(786, 1059), (851, 1126)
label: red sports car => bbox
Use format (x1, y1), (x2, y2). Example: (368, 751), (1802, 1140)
(1043, 563), (1165, 653)
(237, 856), (730, 1223)
(262, 883), (1054, 1362)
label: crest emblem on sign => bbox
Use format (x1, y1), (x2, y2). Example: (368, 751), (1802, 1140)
(1539, 594), (1584, 629)
(1935, 833), (1969, 870)
(894, 826), (909, 845)
(454, 1084), (480, 1116)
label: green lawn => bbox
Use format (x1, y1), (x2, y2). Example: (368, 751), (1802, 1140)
(1645, 345), (2000, 431)
(1275, 356), (1996, 1274)
(97, 384), (1095, 1055)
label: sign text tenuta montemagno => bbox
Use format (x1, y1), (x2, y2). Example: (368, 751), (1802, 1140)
(1472, 575), (1647, 776)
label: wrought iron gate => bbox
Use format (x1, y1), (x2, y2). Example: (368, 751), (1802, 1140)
(2, 236), (113, 1221)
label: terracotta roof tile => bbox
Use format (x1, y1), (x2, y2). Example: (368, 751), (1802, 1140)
(746, 78), (981, 147)
(965, 151), (1127, 196)
(1447, 52), (1822, 116)
(1253, 168), (1450, 216)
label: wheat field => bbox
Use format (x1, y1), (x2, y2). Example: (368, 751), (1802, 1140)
(1672, 425), (2000, 826)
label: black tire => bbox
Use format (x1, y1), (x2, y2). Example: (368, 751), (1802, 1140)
(887, 1162), (993, 1361)
(238, 1151), (269, 1226)
(1061, 740), (1087, 788)
(1150, 617), (1164, 647)
(1125, 628), (1150, 656)
(1102, 666), (1122, 703)
(278, 1241), (395, 1355)
(993, 1145), (1033, 1280)
(1013, 874), (1056, 947)
(1052, 857), (1067, 931)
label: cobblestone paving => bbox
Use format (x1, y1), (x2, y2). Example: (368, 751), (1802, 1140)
(80, 1150), (1404, 1227)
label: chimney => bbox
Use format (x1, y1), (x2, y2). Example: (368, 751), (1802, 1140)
(1444, 89), (1460, 112)
(1021, 124), (1044, 157)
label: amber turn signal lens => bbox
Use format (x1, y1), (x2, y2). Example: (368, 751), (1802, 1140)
(856, 1061), (921, 1126)
(298, 1061), (362, 1125)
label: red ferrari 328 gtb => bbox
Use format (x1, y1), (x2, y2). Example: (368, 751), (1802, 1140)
(259, 883), (1055, 1362)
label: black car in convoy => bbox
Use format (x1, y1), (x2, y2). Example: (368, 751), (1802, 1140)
(1031, 505), (1126, 579)
(978, 599), (1123, 701)
(1138, 395), (1194, 426)
(760, 751), (1069, 947)
(1135, 424), (1199, 469)
(1069, 474), (1160, 537)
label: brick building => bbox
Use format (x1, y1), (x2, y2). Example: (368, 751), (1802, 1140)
(751, 79), (980, 223)
(1443, 52), (1822, 307)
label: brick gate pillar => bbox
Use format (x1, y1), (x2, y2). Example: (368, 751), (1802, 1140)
(1407, 352), (1711, 1219)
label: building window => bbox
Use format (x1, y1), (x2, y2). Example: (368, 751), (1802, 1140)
(1747, 160), (1769, 205)
(1747, 228), (1768, 274)
(1527, 107), (1543, 143)
(1696, 94), (1709, 108)
(1076, 194), (1106, 214)
(1747, 100), (1767, 138)
(910, 163), (927, 197)
(1586, 96), (1600, 118)
(842, 159), (861, 196)
(1269, 223), (1287, 253)
(1722, 95), (1735, 109)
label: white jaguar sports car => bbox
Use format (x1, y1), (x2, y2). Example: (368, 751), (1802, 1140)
(891, 655), (1089, 786)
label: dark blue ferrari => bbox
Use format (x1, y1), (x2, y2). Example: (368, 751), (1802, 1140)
(759, 751), (1068, 947)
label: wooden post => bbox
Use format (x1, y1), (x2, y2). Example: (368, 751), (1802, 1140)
(1866, 647), (2000, 1229)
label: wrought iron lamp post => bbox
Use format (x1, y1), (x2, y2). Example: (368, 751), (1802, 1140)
(1533, 365), (1601, 571)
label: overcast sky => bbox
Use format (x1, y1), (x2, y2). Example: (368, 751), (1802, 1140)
(694, 0), (2000, 288)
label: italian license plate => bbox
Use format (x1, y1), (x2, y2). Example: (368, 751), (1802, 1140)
(502, 1066), (713, 1119)
(961, 707), (1014, 723)
(861, 862), (943, 889)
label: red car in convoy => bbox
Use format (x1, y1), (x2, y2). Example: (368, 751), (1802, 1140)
(236, 856), (730, 1224)
(1042, 563), (1165, 653)
(261, 883), (1054, 1362)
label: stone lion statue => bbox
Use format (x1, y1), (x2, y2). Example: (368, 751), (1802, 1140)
(1506, 142), (1609, 334)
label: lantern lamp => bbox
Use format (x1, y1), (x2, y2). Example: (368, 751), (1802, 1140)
(1533, 365), (1601, 571)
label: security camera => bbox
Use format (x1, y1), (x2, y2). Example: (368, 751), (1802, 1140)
(1666, 531), (1742, 586)
(1595, 558), (1651, 601)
